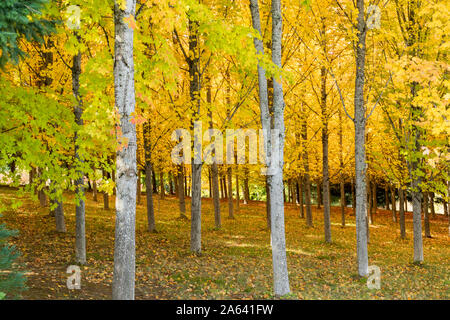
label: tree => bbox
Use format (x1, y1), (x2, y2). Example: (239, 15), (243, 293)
(112, 0), (138, 300)
(0, 0), (53, 67)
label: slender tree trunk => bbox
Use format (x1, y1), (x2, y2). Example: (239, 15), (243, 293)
(423, 192), (431, 238)
(177, 165), (186, 218)
(299, 176), (304, 218)
(169, 172), (174, 195)
(317, 180), (322, 209)
(354, 0), (369, 277)
(385, 185), (389, 210)
(188, 15), (202, 255)
(159, 171), (165, 199)
(152, 168), (158, 194)
(391, 186), (397, 222)
(136, 170), (141, 204)
(112, 0), (137, 300)
(93, 177), (98, 202)
(227, 167), (234, 218)
(321, 64), (331, 243)
(429, 192), (435, 219)
(143, 121), (155, 232)
(235, 171), (240, 212)
(399, 188), (406, 239)
(351, 178), (356, 214)
(340, 180), (345, 227)
(103, 169), (109, 210)
(368, 180), (373, 225)
(243, 167), (250, 204)
(72, 50), (86, 264)
(266, 177), (271, 230)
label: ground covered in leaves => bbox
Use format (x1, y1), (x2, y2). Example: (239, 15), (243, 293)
(1, 186), (449, 300)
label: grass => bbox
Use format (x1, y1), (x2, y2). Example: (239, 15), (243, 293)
(1, 186), (449, 300)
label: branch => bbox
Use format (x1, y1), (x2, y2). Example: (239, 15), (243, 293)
(365, 72), (392, 121)
(327, 67), (354, 122)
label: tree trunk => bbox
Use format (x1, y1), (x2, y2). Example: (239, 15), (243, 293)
(227, 167), (234, 218)
(103, 169), (109, 210)
(423, 192), (431, 238)
(54, 198), (66, 233)
(298, 176), (304, 218)
(177, 165), (186, 218)
(372, 182), (377, 216)
(391, 186), (397, 222)
(317, 180), (322, 209)
(188, 14), (202, 255)
(351, 178), (356, 215)
(235, 171), (240, 212)
(93, 178), (98, 202)
(72, 51), (86, 264)
(159, 171), (165, 199)
(251, 0), (290, 295)
(385, 186), (389, 210)
(368, 180), (373, 225)
(112, 0), (137, 300)
(265, 177), (271, 230)
(143, 121), (155, 232)
(340, 180), (345, 227)
(399, 188), (406, 239)
(152, 168), (158, 194)
(243, 168), (250, 204)
(429, 192), (435, 219)
(321, 64), (331, 243)
(354, 0), (369, 277)
(136, 170), (141, 204)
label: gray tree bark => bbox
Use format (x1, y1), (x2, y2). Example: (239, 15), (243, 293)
(72, 51), (86, 264)
(251, 0), (290, 296)
(112, 0), (137, 300)
(188, 14), (202, 254)
(354, 0), (369, 277)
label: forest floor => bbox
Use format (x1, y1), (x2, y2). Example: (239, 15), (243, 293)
(1, 186), (449, 300)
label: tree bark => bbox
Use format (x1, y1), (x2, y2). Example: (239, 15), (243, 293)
(340, 180), (345, 227)
(429, 192), (435, 219)
(423, 192), (431, 238)
(235, 171), (240, 211)
(143, 121), (155, 232)
(112, 0), (137, 300)
(102, 169), (109, 210)
(391, 186), (397, 222)
(354, 0), (369, 277)
(177, 165), (186, 218)
(159, 171), (165, 199)
(251, 0), (290, 296)
(299, 176), (304, 218)
(227, 167), (234, 218)
(72, 50), (86, 264)
(136, 170), (141, 204)
(399, 188), (406, 239)
(321, 64), (331, 243)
